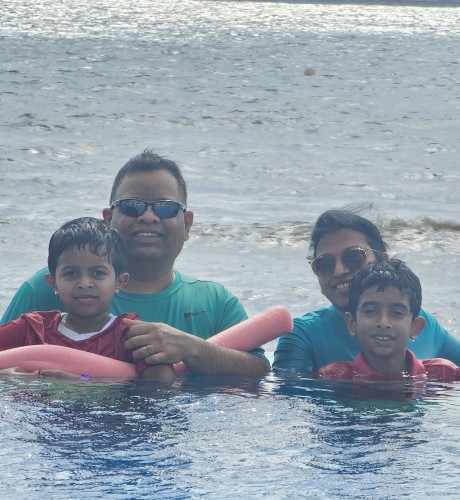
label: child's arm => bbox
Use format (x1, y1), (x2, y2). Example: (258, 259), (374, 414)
(422, 358), (460, 382)
(142, 364), (176, 383)
(318, 361), (354, 379)
(120, 314), (175, 382)
(0, 367), (40, 375)
(0, 322), (80, 377)
(35, 369), (81, 379)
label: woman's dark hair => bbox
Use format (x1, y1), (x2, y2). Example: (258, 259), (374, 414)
(48, 217), (125, 277)
(309, 206), (388, 259)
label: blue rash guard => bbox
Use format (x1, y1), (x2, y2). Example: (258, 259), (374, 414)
(273, 304), (460, 373)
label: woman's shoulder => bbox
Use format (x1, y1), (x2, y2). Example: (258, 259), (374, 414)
(294, 305), (342, 329)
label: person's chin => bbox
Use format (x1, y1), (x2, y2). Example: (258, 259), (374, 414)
(131, 247), (163, 262)
(330, 295), (349, 313)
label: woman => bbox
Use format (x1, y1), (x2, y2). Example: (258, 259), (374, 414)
(273, 208), (460, 373)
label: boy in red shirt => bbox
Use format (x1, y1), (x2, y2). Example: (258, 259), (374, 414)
(0, 217), (174, 382)
(319, 258), (460, 382)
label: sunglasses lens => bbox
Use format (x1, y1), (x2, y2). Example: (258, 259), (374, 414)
(153, 201), (180, 219)
(311, 248), (369, 276)
(114, 199), (184, 219)
(311, 255), (336, 276)
(119, 200), (146, 217)
(342, 248), (368, 271)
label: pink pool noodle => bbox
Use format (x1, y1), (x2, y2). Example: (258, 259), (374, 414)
(0, 306), (292, 378)
(0, 344), (137, 379)
(173, 305), (293, 374)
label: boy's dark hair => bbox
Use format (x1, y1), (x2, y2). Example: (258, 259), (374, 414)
(348, 258), (422, 319)
(110, 149), (188, 204)
(48, 217), (125, 277)
(309, 207), (388, 259)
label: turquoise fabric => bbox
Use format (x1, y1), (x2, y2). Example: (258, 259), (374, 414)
(273, 304), (460, 373)
(1, 268), (267, 361)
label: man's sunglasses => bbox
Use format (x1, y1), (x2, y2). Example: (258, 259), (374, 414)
(308, 247), (376, 277)
(110, 199), (187, 219)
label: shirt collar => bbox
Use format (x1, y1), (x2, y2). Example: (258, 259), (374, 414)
(351, 349), (426, 378)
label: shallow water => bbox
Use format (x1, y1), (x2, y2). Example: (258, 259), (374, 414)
(1, 0), (460, 496)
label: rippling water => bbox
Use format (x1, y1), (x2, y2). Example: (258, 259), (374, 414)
(1, 0), (460, 496)
(2, 374), (460, 498)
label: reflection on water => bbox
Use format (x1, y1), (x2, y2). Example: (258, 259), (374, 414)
(2, 373), (460, 497)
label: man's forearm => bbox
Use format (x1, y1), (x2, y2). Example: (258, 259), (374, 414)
(183, 339), (270, 375)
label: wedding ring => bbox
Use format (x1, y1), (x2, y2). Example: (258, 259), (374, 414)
(145, 345), (154, 357)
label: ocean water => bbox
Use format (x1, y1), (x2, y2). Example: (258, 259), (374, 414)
(1, 0), (460, 496)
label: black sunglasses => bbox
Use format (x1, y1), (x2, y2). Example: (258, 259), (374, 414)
(110, 199), (186, 219)
(308, 247), (376, 277)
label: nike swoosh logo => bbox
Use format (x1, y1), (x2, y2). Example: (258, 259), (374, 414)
(183, 310), (209, 318)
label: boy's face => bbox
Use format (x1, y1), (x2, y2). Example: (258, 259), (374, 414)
(345, 285), (424, 372)
(46, 245), (128, 319)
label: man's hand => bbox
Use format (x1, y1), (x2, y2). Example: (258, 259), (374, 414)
(124, 318), (199, 365)
(123, 318), (270, 376)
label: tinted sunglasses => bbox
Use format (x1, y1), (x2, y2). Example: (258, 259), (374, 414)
(309, 247), (375, 277)
(110, 199), (186, 219)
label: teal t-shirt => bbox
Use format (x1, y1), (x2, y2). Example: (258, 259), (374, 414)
(273, 304), (460, 373)
(1, 268), (267, 361)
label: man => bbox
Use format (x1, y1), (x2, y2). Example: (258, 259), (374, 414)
(2, 150), (269, 375)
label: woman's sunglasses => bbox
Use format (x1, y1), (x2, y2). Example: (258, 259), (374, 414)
(309, 247), (375, 277)
(110, 199), (186, 219)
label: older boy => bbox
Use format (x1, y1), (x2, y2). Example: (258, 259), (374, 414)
(318, 258), (460, 381)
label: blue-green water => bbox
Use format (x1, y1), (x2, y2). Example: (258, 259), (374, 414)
(2, 373), (460, 498)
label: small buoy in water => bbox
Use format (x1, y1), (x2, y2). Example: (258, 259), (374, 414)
(304, 67), (316, 76)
